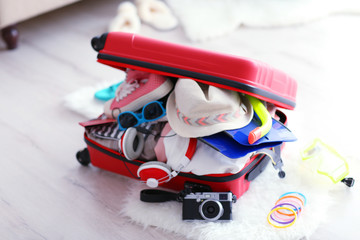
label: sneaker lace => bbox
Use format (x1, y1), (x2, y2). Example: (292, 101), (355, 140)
(115, 79), (148, 101)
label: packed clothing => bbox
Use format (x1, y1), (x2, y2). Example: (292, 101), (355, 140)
(83, 69), (296, 178)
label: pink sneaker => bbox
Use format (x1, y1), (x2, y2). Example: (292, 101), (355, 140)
(104, 69), (174, 119)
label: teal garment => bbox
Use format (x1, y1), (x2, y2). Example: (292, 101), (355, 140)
(94, 81), (122, 101)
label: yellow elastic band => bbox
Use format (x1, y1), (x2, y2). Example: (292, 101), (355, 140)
(267, 207), (297, 228)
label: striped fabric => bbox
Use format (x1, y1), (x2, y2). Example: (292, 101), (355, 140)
(88, 121), (162, 140)
(89, 122), (124, 140)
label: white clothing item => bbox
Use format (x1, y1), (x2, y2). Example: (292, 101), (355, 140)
(164, 130), (251, 175)
(108, 1), (141, 33)
(136, 0), (178, 30)
(165, 0), (360, 42)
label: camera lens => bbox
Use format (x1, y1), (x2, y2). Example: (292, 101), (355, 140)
(207, 206), (215, 214)
(199, 200), (224, 221)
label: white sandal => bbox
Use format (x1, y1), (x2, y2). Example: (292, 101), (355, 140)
(108, 1), (141, 33)
(136, 0), (178, 31)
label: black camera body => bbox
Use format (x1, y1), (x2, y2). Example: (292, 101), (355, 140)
(182, 192), (235, 221)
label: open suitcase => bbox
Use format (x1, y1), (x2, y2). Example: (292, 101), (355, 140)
(76, 32), (297, 198)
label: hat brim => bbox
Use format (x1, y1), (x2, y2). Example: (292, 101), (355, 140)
(166, 92), (254, 138)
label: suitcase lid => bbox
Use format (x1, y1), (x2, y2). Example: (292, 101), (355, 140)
(91, 32), (297, 110)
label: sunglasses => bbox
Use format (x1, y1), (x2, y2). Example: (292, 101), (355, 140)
(117, 101), (166, 130)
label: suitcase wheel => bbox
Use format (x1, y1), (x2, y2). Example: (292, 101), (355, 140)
(76, 148), (91, 166)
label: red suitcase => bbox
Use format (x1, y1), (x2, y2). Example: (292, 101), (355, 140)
(76, 32), (297, 198)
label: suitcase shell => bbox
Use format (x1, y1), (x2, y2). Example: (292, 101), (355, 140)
(91, 32), (297, 110)
(80, 132), (270, 198)
(78, 110), (289, 198)
(77, 33), (297, 198)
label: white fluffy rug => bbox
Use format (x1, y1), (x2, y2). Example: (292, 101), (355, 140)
(120, 143), (345, 240)
(165, 0), (360, 41)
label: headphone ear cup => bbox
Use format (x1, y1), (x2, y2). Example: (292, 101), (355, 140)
(121, 127), (144, 160)
(137, 161), (173, 188)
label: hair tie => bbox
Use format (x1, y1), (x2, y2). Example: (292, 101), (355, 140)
(267, 192), (306, 228)
(267, 207), (297, 228)
(270, 203), (299, 224)
(279, 192), (307, 206)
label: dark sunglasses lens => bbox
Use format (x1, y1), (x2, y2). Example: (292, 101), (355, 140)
(119, 113), (138, 128)
(143, 102), (164, 120)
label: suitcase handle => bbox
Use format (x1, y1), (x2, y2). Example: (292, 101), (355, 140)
(91, 33), (108, 51)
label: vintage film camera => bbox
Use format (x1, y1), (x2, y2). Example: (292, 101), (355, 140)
(182, 192), (236, 221)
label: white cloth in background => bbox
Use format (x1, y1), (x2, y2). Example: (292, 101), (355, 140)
(165, 0), (360, 42)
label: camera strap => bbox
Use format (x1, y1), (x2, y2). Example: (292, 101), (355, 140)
(140, 182), (213, 203)
(140, 189), (184, 203)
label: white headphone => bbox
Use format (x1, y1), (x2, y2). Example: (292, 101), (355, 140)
(137, 138), (197, 188)
(120, 127), (145, 160)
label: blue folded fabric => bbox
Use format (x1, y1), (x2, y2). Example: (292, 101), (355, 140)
(225, 117), (297, 146)
(200, 117), (296, 158)
(200, 133), (281, 158)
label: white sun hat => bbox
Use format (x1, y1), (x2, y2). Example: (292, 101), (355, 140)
(166, 78), (253, 138)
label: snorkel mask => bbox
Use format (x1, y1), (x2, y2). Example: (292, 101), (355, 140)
(301, 138), (354, 187)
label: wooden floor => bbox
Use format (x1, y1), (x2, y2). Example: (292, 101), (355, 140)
(0, 0), (359, 239)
